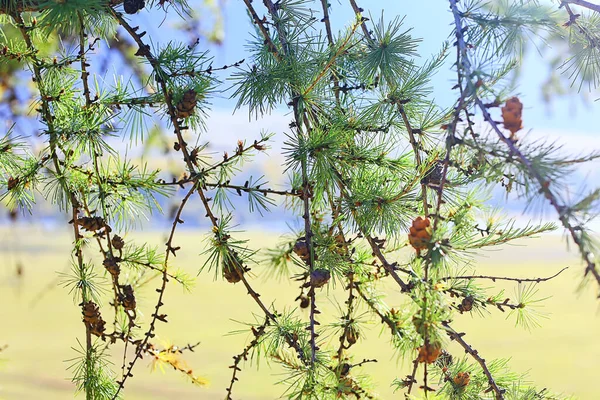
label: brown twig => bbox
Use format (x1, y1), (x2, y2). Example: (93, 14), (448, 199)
(112, 185), (196, 398)
(405, 357), (419, 395)
(440, 267), (569, 283)
(562, 0), (600, 14)
(354, 283), (404, 340)
(241, 0), (281, 59)
(225, 318), (269, 400)
(319, 0), (341, 101)
(442, 321), (505, 399)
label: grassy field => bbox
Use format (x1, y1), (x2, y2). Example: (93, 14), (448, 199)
(0, 225), (599, 399)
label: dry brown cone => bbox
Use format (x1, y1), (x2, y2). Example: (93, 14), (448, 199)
(417, 342), (442, 364)
(77, 216), (107, 232)
(81, 300), (106, 336)
(223, 259), (243, 283)
(501, 96), (523, 140)
(453, 371), (470, 388)
(111, 235), (125, 250)
(408, 216), (432, 254)
(298, 294), (309, 308)
(459, 296), (474, 313)
(103, 257), (120, 277)
(7, 176), (19, 190)
(121, 284), (136, 311)
(310, 268), (331, 288)
(293, 239), (310, 262)
(176, 89), (198, 118)
(344, 325), (359, 345)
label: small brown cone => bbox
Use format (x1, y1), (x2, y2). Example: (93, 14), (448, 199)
(501, 97), (523, 140)
(310, 268), (331, 288)
(293, 239), (310, 262)
(223, 258), (243, 283)
(453, 371), (470, 388)
(111, 235), (125, 250)
(81, 301), (106, 336)
(121, 284), (136, 311)
(176, 89), (198, 118)
(408, 217), (432, 253)
(417, 342), (442, 364)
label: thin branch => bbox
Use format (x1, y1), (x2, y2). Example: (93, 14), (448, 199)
(257, 0), (319, 365)
(12, 11), (93, 399)
(242, 0), (281, 59)
(302, 21), (360, 96)
(354, 283), (403, 340)
(225, 318), (269, 400)
(562, 0), (600, 14)
(319, 0), (340, 101)
(112, 185), (196, 398)
(442, 321), (505, 399)
(440, 267), (569, 283)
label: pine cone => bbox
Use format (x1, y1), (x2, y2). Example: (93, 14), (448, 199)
(459, 296), (474, 312)
(111, 235), (125, 250)
(124, 0), (145, 14)
(103, 257), (120, 277)
(81, 301), (106, 336)
(421, 161), (444, 188)
(310, 268), (331, 288)
(408, 216), (432, 252)
(293, 239), (310, 262)
(7, 176), (19, 190)
(417, 342), (442, 364)
(77, 216), (106, 232)
(121, 285), (136, 311)
(298, 294), (310, 308)
(176, 89), (198, 118)
(453, 371), (470, 387)
(344, 325), (359, 345)
(223, 258), (243, 283)
(501, 97), (523, 138)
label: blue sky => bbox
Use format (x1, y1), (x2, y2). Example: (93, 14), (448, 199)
(188, 1), (599, 133)
(120, 1), (600, 136)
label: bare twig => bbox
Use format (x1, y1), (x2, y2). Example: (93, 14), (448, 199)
(225, 318), (269, 400)
(442, 321), (505, 399)
(440, 267), (569, 283)
(562, 0), (600, 14)
(112, 185), (196, 398)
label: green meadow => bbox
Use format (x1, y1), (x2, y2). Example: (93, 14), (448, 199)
(0, 226), (598, 399)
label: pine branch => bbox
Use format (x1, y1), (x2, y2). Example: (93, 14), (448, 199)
(449, 0), (600, 292)
(225, 318), (269, 400)
(440, 267), (569, 283)
(241, 0), (281, 59)
(562, 0), (600, 14)
(256, 0), (320, 366)
(442, 321), (506, 400)
(11, 11), (95, 398)
(318, 0), (340, 101)
(112, 185), (195, 398)
(347, 0), (429, 215)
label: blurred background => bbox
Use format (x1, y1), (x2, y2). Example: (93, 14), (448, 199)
(1, 0), (599, 399)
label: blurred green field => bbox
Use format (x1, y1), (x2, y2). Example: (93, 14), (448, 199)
(0, 226), (599, 399)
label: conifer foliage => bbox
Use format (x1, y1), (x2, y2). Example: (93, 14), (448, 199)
(1, 0), (599, 399)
